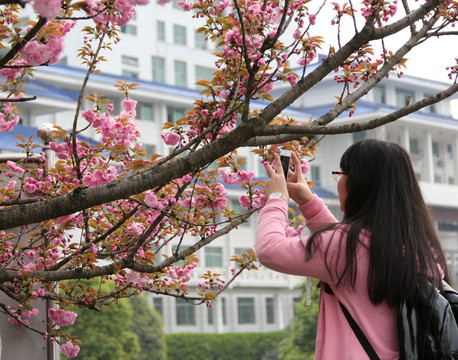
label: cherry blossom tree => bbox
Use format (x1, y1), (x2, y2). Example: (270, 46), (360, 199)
(1, 0), (458, 356)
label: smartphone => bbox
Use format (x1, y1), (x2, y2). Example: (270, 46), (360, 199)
(279, 150), (291, 180)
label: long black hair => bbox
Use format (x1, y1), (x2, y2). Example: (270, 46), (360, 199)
(306, 138), (452, 306)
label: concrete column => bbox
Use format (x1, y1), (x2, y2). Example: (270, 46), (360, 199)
(376, 125), (387, 140)
(425, 131), (434, 183)
(157, 104), (167, 154)
(275, 292), (285, 329)
(402, 126), (410, 152)
(454, 136), (458, 183)
(214, 298), (224, 333)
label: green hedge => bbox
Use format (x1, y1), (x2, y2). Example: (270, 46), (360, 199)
(166, 331), (285, 360)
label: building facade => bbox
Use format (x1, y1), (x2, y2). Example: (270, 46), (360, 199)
(1, 1), (457, 335)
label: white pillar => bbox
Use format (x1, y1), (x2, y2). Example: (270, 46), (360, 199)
(454, 136), (458, 183)
(157, 103), (167, 154)
(275, 292), (285, 329)
(425, 131), (434, 183)
(214, 298), (224, 333)
(376, 125), (387, 140)
(402, 126), (410, 152)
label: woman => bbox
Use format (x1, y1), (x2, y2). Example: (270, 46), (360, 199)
(256, 139), (452, 359)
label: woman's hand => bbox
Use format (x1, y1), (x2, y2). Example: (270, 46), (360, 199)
(286, 152), (314, 205)
(264, 153), (289, 200)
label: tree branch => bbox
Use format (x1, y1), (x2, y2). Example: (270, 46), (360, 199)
(0, 96), (36, 103)
(246, 82), (458, 146)
(0, 206), (256, 283)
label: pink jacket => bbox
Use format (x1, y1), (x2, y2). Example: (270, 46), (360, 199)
(256, 196), (399, 360)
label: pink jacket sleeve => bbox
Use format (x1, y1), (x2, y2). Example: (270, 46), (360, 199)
(255, 195), (339, 282)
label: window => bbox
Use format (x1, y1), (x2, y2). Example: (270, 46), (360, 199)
(138, 102), (153, 121)
(195, 32), (207, 49)
(234, 248), (249, 256)
(122, 55), (138, 66)
(173, 24), (187, 45)
(195, 65), (214, 89)
(410, 138), (420, 155)
(432, 141), (440, 158)
(207, 306), (214, 324)
(153, 297), (163, 317)
(222, 297), (227, 325)
(122, 70), (138, 78)
(372, 86), (386, 104)
(447, 144), (454, 159)
(438, 221), (458, 232)
(121, 25), (137, 35)
(205, 247), (223, 267)
(238, 298), (255, 324)
(152, 56), (165, 83)
(310, 165), (321, 184)
(395, 89), (415, 107)
(167, 106), (186, 124)
(143, 144), (157, 159)
(174, 60), (187, 87)
(293, 297), (301, 315)
(265, 297), (275, 324)
(176, 298), (196, 325)
(157, 21), (165, 41)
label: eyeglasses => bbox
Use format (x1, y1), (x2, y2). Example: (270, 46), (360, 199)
(331, 171), (346, 183)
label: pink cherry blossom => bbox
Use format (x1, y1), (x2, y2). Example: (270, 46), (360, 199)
(161, 132), (181, 146)
(178, 1), (192, 10)
(300, 158), (310, 174)
(48, 308), (78, 327)
(126, 271), (140, 283)
(60, 341), (80, 358)
(33, 0), (62, 19)
(0, 61), (27, 80)
(7, 161), (25, 174)
(286, 74), (297, 86)
(0, 102), (20, 132)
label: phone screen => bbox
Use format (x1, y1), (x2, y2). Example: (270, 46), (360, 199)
(279, 151), (291, 180)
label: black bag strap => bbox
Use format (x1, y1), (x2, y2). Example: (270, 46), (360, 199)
(324, 283), (381, 360)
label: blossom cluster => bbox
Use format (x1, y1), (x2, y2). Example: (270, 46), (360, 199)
(168, 263), (198, 283)
(32, 0), (63, 19)
(0, 102), (20, 132)
(239, 189), (266, 210)
(361, 0), (398, 22)
(218, 169), (255, 185)
(184, 184), (229, 211)
(7, 307), (39, 327)
(85, 0), (150, 27)
(48, 308), (78, 327)
(60, 341), (80, 358)
(82, 98), (139, 148)
(19, 21), (76, 66)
